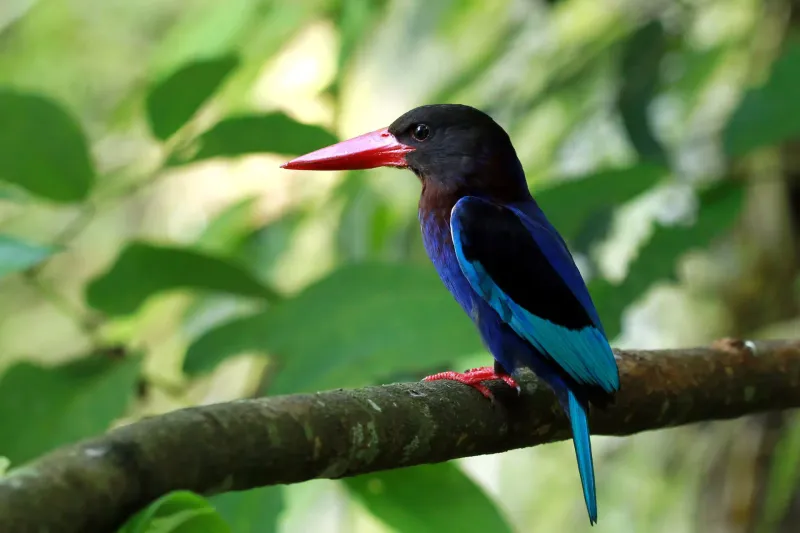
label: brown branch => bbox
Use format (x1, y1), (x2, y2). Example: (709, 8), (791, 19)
(1, 338), (799, 533)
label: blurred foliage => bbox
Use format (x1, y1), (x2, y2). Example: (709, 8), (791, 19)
(0, 91), (94, 202)
(344, 463), (514, 533)
(119, 490), (233, 533)
(535, 163), (667, 243)
(210, 487), (284, 533)
(184, 263), (482, 391)
(591, 181), (745, 339)
(0, 235), (57, 279)
(146, 55), (241, 142)
(0, 353), (140, 465)
(723, 39), (800, 158)
(616, 20), (669, 166)
(0, 0), (799, 532)
(86, 242), (280, 316)
(118, 487), (284, 533)
(172, 112), (339, 165)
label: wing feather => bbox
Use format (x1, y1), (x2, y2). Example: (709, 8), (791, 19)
(450, 196), (619, 393)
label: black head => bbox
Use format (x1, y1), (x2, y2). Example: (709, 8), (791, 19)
(281, 104), (527, 198)
(387, 104), (524, 190)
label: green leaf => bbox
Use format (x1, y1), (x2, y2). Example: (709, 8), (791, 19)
(119, 491), (230, 533)
(592, 181), (744, 338)
(336, 0), (383, 70)
(0, 235), (58, 279)
(616, 20), (668, 165)
(723, 40), (800, 157)
(333, 0), (388, 81)
(149, 0), (257, 78)
(183, 205), (302, 328)
(670, 45), (728, 103)
(0, 91), (94, 202)
(86, 242), (279, 317)
(430, 19), (526, 103)
(334, 172), (398, 261)
(0, 354), (140, 465)
(211, 486), (283, 533)
(173, 113), (338, 164)
(234, 209), (307, 282)
(345, 463), (513, 533)
(195, 197), (259, 256)
(147, 55), (240, 141)
(756, 413), (800, 533)
(536, 164), (668, 242)
(0, 183), (30, 202)
(184, 263), (482, 392)
(195, 2), (326, 111)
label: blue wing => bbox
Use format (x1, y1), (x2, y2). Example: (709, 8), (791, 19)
(449, 195), (619, 393)
(450, 195), (618, 524)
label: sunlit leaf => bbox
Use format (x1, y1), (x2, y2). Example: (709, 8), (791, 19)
(193, 199), (305, 285)
(86, 242), (279, 316)
(0, 91), (94, 202)
(182, 200), (287, 332)
(504, 29), (623, 131)
(617, 20), (668, 165)
(206, 2), (328, 111)
(592, 181), (744, 338)
(0, 354), (140, 465)
(757, 413), (800, 533)
(211, 486), (283, 533)
(173, 113), (338, 164)
(669, 45), (728, 105)
(723, 40), (800, 157)
(149, 0), (256, 77)
(147, 55), (240, 141)
(430, 19), (525, 103)
(536, 164), (668, 242)
(345, 463), (513, 533)
(0, 183), (29, 202)
(0, 235), (58, 279)
(234, 209), (307, 283)
(184, 263), (481, 392)
(334, 172), (399, 261)
(182, 204), (302, 330)
(119, 490), (230, 533)
(335, 0), (388, 75)
(196, 197), (260, 256)
(326, 0), (389, 100)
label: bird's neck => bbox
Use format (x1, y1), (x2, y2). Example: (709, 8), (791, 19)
(418, 184), (459, 218)
(418, 174), (533, 219)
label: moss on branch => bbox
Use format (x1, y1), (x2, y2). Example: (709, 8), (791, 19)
(1, 338), (798, 532)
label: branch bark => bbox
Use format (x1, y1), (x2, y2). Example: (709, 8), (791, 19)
(2, 338), (799, 533)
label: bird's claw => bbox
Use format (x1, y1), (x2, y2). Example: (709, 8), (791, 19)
(422, 366), (519, 400)
(497, 374), (522, 395)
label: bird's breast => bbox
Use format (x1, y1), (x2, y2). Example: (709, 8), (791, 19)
(419, 210), (480, 321)
(418, 208), (532, 373)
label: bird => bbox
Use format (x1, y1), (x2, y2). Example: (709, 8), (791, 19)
(281, 104), (620, 524)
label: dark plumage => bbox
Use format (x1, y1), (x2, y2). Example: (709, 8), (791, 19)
(283, 104), (621, 524)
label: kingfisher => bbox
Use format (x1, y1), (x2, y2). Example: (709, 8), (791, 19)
(281, 104), (620, 524)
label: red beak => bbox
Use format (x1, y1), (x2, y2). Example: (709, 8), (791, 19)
(280, 128), (414, 171)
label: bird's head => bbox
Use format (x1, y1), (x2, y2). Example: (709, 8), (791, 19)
(282, 104), (526, 196)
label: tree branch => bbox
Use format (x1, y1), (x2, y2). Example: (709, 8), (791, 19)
(2, 338), (799, 533)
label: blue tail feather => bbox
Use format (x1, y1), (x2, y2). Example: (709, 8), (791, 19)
(567, 389), (597, 525)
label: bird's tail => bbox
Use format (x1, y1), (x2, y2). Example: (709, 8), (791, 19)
(567, 388), (597, 525)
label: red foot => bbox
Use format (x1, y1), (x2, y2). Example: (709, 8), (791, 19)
(422, 366), (520, 399)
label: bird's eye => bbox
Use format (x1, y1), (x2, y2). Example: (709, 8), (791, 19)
(412, 123), (430, 141)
